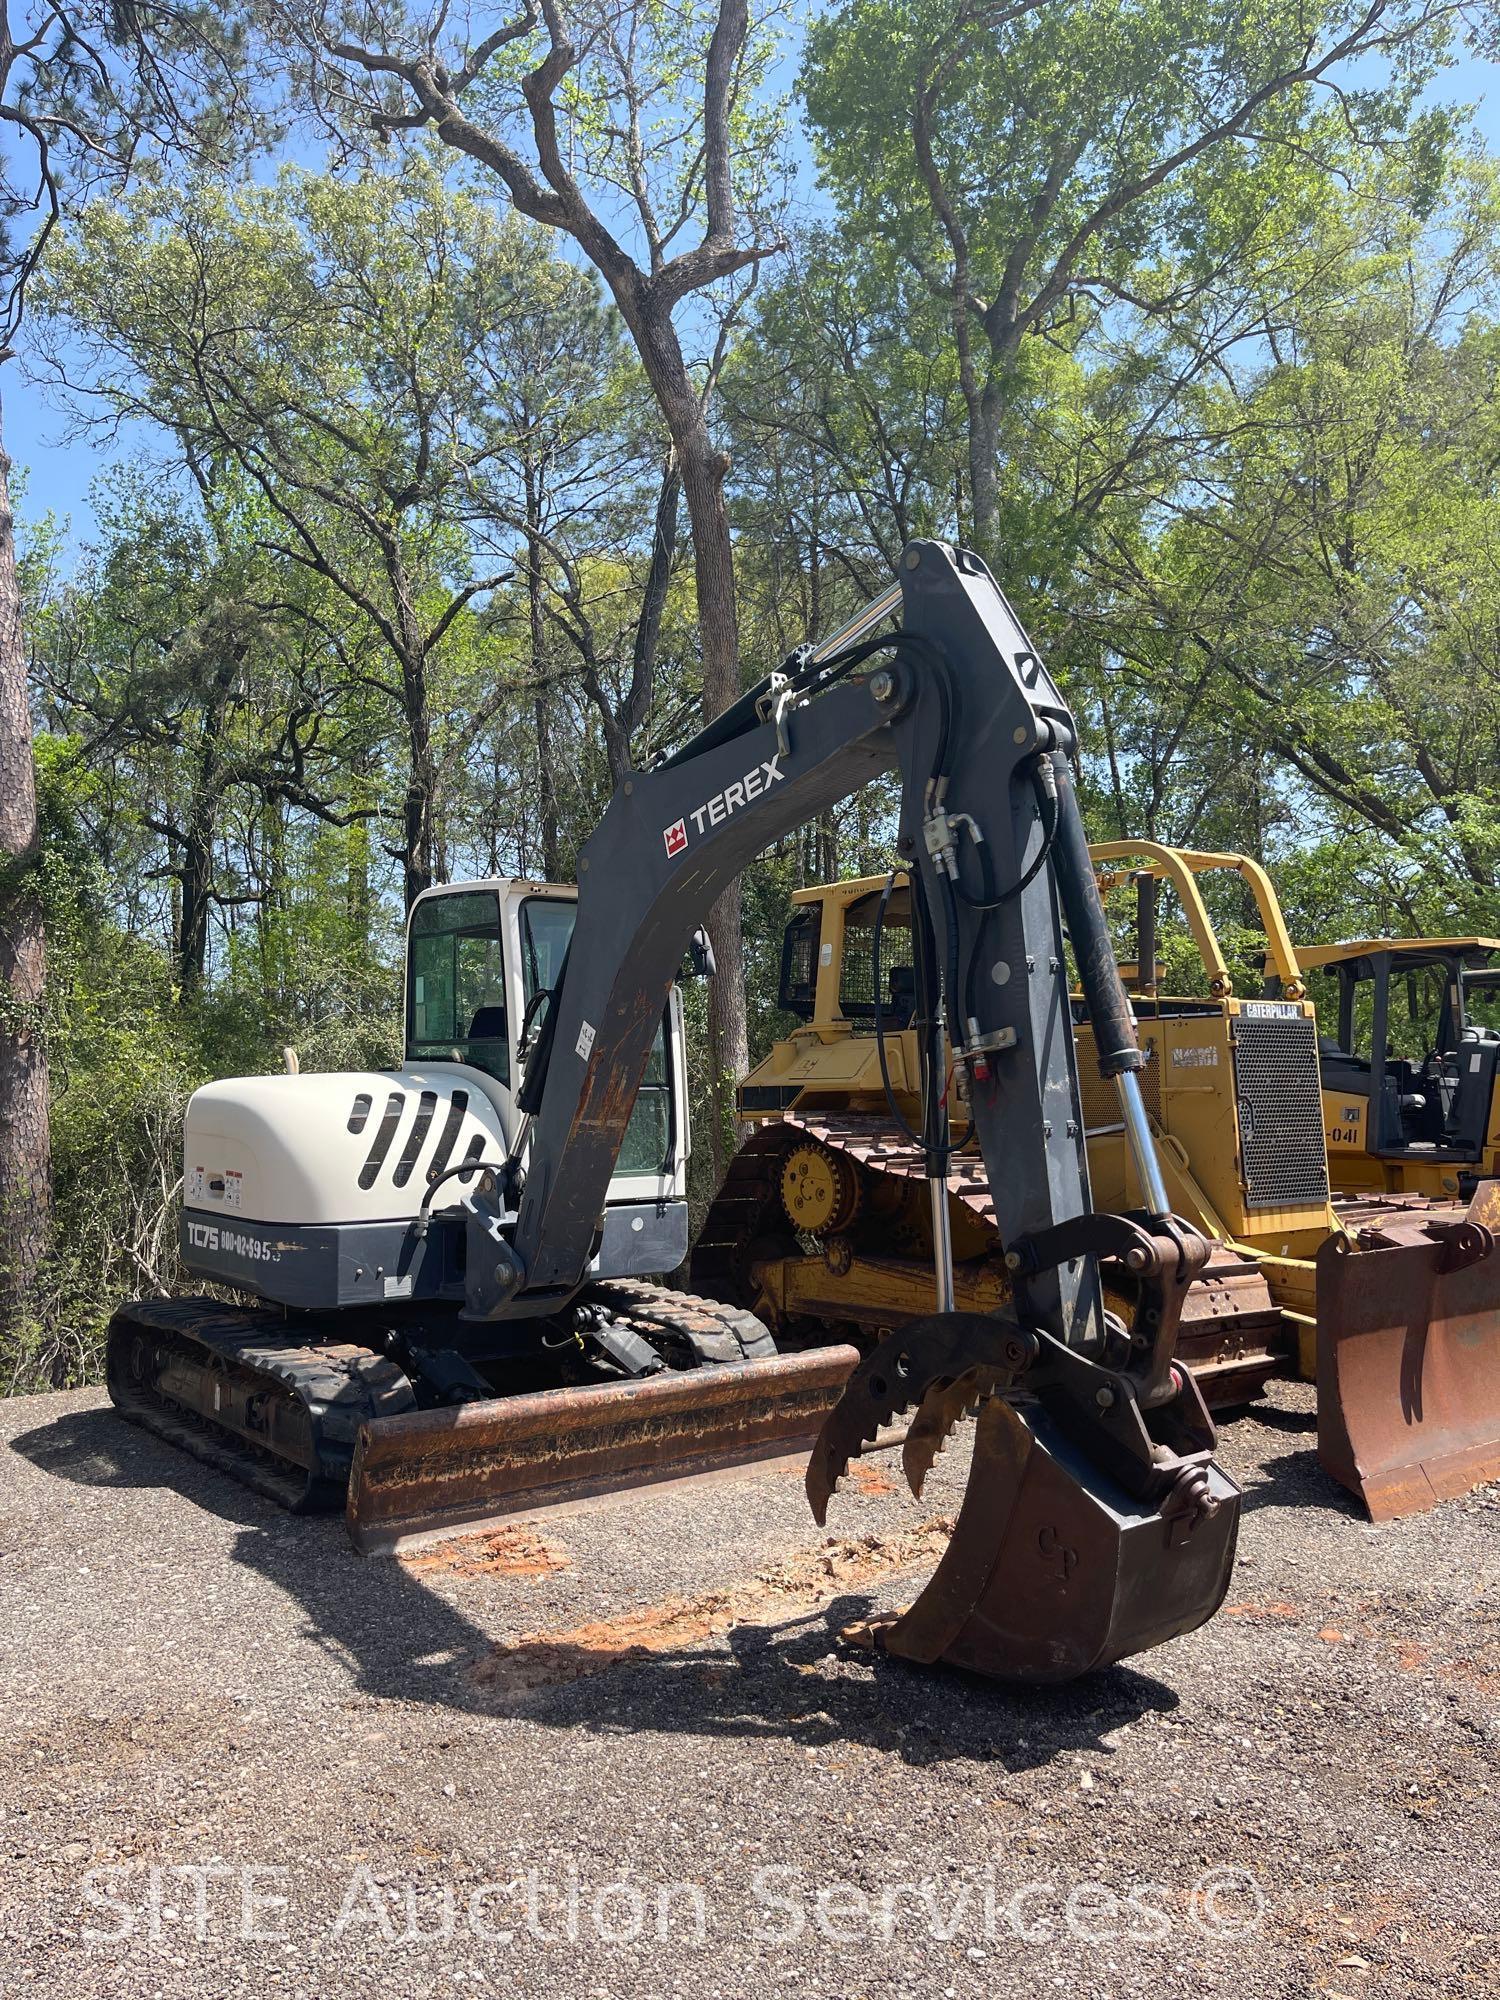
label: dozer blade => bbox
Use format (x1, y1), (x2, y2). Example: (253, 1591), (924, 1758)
(347, 1346), (859, 1554)
(1316, 1192), (1500, 1519)
(809, 1313), (1240, 1684)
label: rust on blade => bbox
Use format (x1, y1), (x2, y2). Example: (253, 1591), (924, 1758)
(347, 1346), (860, 1554)
(1316, 1190), (1500, 1519)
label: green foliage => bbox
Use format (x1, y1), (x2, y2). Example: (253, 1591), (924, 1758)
(12, 24), (1500, 1387)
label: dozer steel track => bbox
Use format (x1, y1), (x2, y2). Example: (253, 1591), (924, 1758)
(690, 1112), (1289, 1405)
(107, 1285), (858, 1550)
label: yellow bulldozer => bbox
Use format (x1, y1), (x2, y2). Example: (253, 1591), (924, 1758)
(690, 842), (1500, 1519)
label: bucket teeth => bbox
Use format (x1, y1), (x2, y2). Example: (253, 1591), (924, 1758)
(902, 1369), (989, 1498)
(805, 1314), (1037, 1525)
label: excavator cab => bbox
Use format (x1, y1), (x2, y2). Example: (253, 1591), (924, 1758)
(173, 879), (692, 1316)
(1299, 939), (1500, 1199)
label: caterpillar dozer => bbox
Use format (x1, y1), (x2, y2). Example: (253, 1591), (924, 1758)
(107, 541), (1239, 1684)
(694, 839), (1500, 1519)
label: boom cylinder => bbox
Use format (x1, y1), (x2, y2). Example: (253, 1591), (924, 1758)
(1047, 756), (1169, 1218)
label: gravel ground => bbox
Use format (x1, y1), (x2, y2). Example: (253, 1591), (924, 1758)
(0, 1379), (1495, 1999)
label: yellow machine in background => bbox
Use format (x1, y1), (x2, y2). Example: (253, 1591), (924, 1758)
(1300, 938), (1500, 1199)
(695, 849), (1322, 1407)
(691, 843), (1500, 1517)
(1084, 842), (1333, 1363)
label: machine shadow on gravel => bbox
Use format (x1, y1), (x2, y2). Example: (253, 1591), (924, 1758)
(469, 1599), (1182, 1774)
(12, 1406), (1180, 1763)
(1210, 1406), (1363, 1520)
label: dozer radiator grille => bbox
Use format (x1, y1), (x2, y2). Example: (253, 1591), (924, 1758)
(1076, 1034), (1160, 1131)
(1231, 1014), (1330, 1210)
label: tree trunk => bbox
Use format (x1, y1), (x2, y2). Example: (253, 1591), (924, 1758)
(967, 377), (1003, 559)
(397, 646), (437, 908)
(605, 288), (749, 1178)
(346, 813), (370, 938)
(677, 428), (750, 1179)
(0, 407), (51, 1324)
(525, 517), (561, 880)
(178, 822), (213, 995)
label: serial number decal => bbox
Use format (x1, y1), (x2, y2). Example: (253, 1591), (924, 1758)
(185, 1220), (283, 1263)
(1171, 1046), (1219, 1068)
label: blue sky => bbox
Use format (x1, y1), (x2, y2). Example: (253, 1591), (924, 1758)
(10, 40), (1497, 552)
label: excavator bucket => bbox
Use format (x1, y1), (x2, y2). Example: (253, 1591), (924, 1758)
(347, 1346), (860, 1553)
(853, 1396), (1239, 1682)
(1316, 1187), (1500, 1518)
(807, 1314), (1241, 1684)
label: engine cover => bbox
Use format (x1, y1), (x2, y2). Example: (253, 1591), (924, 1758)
(182, 1067), (510, 1228)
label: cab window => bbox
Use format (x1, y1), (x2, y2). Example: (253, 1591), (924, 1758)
(520, 896), (672, 1175)
(407, 890), (510, 1084)
(839, 886), (915, 1028)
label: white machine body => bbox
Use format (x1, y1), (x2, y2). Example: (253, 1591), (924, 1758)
(179, 880), (691, 1308)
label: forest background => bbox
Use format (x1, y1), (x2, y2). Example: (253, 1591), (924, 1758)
(5, 0), (1500, 1384)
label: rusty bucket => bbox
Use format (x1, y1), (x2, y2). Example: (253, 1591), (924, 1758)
(858, 1395), (1239, 1682)
(807, 1313), (1241, 1683)
(1316, 1190), (1500, 1519)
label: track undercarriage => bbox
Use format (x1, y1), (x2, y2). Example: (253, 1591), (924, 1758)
(689, 1111), (1291, 1407)
(105, 1280), (795, 1531)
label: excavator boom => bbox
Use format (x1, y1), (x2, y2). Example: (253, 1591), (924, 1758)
(347, 540), (1240, 1680)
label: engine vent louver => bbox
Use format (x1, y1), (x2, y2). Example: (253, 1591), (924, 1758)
(353, 1086), (493, 1196)
(358, 1091), (407, 1190)
(1232, 1014), (1330, 1210)
(426, 1090), (470, 1182)
(392, 1090), (438, 1189)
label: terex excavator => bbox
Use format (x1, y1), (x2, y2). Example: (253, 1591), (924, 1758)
(107, 540), (1239, 1685)
(698, 838), (1500, 1519)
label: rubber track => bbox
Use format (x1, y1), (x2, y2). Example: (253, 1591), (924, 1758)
(107, 1297), (416, 1514)
(586, 1277), (778, 1365)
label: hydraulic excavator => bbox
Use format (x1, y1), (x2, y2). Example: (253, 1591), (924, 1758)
(697, 839), (1500, 1520)
(107, 541), (1238, 1684)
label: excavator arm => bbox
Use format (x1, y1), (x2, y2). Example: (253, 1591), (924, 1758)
(355, 542), (1240, 1679)
(499, 544), (1155, 1334)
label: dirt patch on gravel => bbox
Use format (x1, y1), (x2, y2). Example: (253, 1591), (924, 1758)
(398, 1523), (572, 1580)
(846, 1461), (898, 1496)
(472, 1517), (954, 1693)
